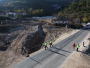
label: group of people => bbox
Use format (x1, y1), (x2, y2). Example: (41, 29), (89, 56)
(45, 40), (53, 50)
(45, 41), (80, 52)
(72, 43), (80, 52)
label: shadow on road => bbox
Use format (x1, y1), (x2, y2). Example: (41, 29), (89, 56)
(47, 49), (66, 57)
(52, 46), (71, 53)
(29, 57), (42, 64)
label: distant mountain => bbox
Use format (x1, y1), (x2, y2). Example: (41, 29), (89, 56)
(0, 0), (73, 6)
(0, 0), (74, 10)
(44, 0), (73, 4)
(0, 0), (74, 16)
(0, 0), (50, 9)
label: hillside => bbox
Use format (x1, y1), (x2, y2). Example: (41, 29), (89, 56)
(0, 0), (74, 16)
(44, 0), (73, 4)
(58, 0), (90, 22)
(0, 0), (73, 5)
(0, 0), (49, 9)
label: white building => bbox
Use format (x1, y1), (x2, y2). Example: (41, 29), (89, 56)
(6, 11), (26, 17)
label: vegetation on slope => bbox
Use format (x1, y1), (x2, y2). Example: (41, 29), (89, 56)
(0, 0), (74, 16)
(58, 0), (90, 22)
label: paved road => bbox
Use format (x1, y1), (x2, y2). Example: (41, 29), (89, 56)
(11, 29), (90, 68)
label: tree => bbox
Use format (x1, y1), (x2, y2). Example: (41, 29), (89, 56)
(70, 13), (76, 18)
(58, 12), (64, 17)
(28, 8), (33, 15)
(82, 16), (89, 22)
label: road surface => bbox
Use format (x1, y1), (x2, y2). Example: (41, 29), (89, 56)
(11, 28), (90, 68)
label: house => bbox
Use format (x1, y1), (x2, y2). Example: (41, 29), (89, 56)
(52, 17), (73, 25)
(6, 11), (26, 17)
(6, 11), (16, 17)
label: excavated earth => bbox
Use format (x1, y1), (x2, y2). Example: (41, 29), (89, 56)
(0, 20), (74, 68)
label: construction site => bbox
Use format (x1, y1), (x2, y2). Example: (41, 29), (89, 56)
(0, 18), (76, 68)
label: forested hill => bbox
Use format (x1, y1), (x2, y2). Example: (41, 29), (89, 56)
(0, 0), (73, 16)
(0, 0), (73, 5)
(0, 0), (49, 9)
(58, 0), (90, 22)
(0, 0), (52, 16)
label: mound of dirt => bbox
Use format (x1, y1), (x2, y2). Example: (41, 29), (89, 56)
(4, 25), (46, 55)
(0, 25), (46, 68)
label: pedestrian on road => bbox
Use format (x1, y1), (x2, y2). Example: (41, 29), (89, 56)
(72, 43), (76, 50)
(76, 44), (80, 52)
(50, 40), (53, 47)
(45, 42), (48, 50)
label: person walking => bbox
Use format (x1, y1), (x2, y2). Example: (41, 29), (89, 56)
(45, 42), (48, 50)
(77, 44), (80, 52)
(50, 40), (53, 47)
(72, 43), (76, 50)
